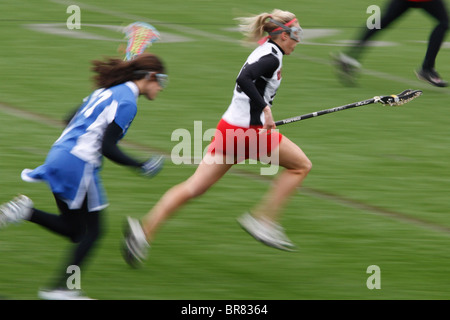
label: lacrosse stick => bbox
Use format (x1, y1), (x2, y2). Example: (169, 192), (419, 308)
(123, 22), (160, 61)
(275, 89), (422, 126)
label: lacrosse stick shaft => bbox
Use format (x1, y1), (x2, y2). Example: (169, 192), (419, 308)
(274, 89), (421, 126)
(274, 98), (376, 126)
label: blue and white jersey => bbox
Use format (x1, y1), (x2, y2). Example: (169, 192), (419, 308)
(54, 81), (139, 167)
(21, 81), (139, 211)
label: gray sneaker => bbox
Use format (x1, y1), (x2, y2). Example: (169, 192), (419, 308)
(122, 216), (150, 267)
(331, 52), (362, 86)
(237, 212), (296, 251)
(415, 68), (448, 87)
(0, 195), (33, 228)
(38, 288), (94, 300)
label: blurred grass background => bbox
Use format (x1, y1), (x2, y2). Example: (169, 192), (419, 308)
(1, 0), (450, 300)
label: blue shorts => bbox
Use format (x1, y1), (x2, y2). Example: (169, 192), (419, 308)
(21, 146), (108, 212)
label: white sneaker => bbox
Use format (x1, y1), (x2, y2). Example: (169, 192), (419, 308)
(331, 52), (362, 85)
(38, 288), (94, 300)
(0, 195), (33, 228)
(122, 216), (150, 267)
(333, 52), (361, 69)
(237, 212), (296, 251)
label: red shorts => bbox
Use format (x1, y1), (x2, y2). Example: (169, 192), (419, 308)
(207, 119), (283, 163)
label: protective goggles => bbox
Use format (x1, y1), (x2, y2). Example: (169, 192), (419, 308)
(155, 73), (169, 89)
(268, 18), (303, 42)
(134, 71), (169, 88)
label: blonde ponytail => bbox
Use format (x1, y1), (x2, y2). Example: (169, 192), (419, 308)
(235, 9), (297, 43)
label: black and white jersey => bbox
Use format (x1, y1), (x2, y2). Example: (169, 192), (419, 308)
(222, 40), (284, 127)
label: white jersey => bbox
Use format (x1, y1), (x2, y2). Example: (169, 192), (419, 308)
(222, 40), (283, 127)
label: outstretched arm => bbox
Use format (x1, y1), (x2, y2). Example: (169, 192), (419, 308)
(101, 121), (143, 167)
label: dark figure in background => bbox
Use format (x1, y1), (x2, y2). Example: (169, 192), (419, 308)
(333, 0), (449, 87)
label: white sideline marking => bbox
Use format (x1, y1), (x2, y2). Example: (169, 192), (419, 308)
(49, 0), (237, 43)
(49, 0), (450, 93)
(25, 23), (193, 43)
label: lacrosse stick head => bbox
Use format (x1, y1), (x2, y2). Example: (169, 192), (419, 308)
(123, 22), (160, 61)
(375, 89), (423, 106)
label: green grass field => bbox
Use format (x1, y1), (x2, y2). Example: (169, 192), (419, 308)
(1, 0), (450, 301)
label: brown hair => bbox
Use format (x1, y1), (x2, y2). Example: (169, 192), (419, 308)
(91, 53), (166, 88)
(235, 9), (297, 43)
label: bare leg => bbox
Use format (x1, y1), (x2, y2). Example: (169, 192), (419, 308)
(142, 152), (233, 243)
(251, 136), (312, 222)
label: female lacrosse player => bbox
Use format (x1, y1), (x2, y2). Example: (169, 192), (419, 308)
(0, 53), (167, 299)
(123, 9), (311, 266)
(333, 0), (449, 87)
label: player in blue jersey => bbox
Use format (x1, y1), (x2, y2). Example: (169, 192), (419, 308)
(0, 53), (167, 300)
(123, 9), (312, 267)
